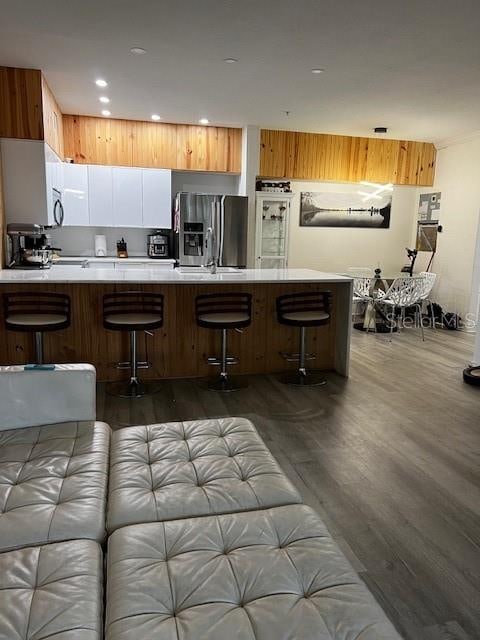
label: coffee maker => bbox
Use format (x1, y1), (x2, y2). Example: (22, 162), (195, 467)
(6, 223), (61, 269)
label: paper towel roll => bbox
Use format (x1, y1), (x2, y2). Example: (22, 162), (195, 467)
(95, 235), (107, 257)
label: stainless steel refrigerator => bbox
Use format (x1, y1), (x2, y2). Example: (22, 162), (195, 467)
(174, 193), (248, 268)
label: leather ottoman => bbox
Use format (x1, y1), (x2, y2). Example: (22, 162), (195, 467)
(0, 420), (110, 552)
(106, 504), (401, 640)
(107, 417), (301, 532)
(0, 539), (103, 640)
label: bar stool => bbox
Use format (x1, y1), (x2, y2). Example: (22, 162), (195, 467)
(195, 292), (252, 391)
(103, 291), (164, 398)
(276, 291), (331, 386)
(3, 291), (70, 364)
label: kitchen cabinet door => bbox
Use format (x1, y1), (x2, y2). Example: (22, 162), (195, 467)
(88, 165), (114, 226)
(142, 169), (172, 228)
(62, 164), (89, 226)
(112, 167), (143, 227)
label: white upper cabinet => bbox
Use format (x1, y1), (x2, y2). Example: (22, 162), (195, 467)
(142, 169), (172, 229)
(0, 140), (64, 227)
(88, 165), (114, 226)
(62, 164), (89, 226)
(112, 167), (143, 227)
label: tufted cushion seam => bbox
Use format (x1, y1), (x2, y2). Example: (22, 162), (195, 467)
(2, 427), (42, 513)
(145, 427), (160, 524)
(162, 521), (181, 629)
(45, 422), (78, 541)
(24, 545), (42, 639)
(215, 518), (258, 639)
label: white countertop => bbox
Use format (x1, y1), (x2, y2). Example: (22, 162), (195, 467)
(0, 267), (352, 285)
(56, 256), (176, 264)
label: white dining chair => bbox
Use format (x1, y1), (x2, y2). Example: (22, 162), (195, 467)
(352, 276), (376, 329)
(378, 276), (426, 341)
(419, 271), (437, 328)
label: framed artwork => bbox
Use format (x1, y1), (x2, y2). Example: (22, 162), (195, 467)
(300, 192), (391, 228)
(418, 192), (441, 222)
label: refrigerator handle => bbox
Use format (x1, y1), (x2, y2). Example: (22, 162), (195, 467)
(218, 197), (225, 267)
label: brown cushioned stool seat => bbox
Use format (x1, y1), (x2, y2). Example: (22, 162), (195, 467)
(3, 291), (70, 364)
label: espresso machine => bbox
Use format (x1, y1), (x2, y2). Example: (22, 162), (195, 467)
(6, 223), (61, 269)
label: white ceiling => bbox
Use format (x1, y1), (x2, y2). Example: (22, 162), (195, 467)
(1, 0), (479, 143)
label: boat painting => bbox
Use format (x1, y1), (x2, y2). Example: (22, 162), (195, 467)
(300, 192), (391, 228)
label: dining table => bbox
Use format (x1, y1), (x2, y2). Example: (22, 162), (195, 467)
(348, 272), (424, 333)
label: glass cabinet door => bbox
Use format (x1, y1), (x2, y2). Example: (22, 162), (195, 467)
(256, 195), (291, 268)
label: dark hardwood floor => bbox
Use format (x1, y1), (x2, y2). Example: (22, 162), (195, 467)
(98, 327), (480, 640)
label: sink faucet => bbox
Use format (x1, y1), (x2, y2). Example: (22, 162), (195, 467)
(205, 226), (218, 274)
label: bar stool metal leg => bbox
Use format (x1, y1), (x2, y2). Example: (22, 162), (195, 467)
(107, 330), (160, 398)
(281, 326), (327, 387)
(34, 331), (44, 365)
(208, 329), (247, 392)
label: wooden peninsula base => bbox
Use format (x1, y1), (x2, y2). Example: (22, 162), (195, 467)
(0, 270), (352, 382)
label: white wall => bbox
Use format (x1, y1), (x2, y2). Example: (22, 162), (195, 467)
(49, 226), (152, 257)
(287, 180), (417, 275)
(238, 126), (260, 267)
(171, 171), (239, 195)
(411, 135), (480, 323)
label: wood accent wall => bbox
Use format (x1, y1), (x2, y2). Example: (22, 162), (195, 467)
(63, 115), (242, 173)
(0, 67), (44, 141)
(0, 148), (5, 267)
(41, 76), (64, 158)
(260, 129), (436, 186)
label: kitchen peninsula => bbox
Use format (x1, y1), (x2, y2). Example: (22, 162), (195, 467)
(0, 268), (352, 381)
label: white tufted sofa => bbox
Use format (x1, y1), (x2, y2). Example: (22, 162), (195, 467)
(0, 364), (402, 640)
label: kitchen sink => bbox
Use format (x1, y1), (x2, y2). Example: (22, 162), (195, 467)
(176, 266), (244, 274)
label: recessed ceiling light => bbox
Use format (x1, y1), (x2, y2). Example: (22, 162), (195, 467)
(95, 78), (108, 87)
(223, 58), (238, 63)
(151, 114), (161, 121)
(101, 109), (111, 117)
(311, 68), (325, 74)
(199, 118), (209, 125)
(99, 96), (110, 104)
(130, 47), (147, 55)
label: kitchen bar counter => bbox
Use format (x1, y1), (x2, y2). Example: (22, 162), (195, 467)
(0, 268), (352, 381)
(0, 267), (351, 284)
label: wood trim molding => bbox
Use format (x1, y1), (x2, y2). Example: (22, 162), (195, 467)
(63, 115), (242, 173)
(259, 129), (436, 186)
